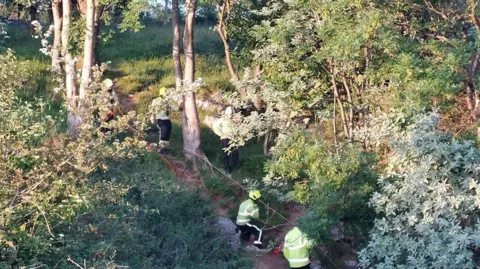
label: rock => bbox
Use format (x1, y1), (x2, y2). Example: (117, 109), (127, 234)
(217, 216), (241, 251)
(311, 260), (324, 269)
(345, 259), (358, 269)
(330, 221), (345, 241)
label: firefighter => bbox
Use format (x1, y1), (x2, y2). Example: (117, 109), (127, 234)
(212, 106), (239, 172)
(150, 87), (172, 154)
(283, 227), (315, 269)
(236, 190), (263, 249)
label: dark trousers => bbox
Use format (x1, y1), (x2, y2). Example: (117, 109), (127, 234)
(237, 221), (262, 245)
(292, 264), (310, 269)
(100, 112), (115, 133)
(157, 119), (172, 142)
(221, 139), (239, 172)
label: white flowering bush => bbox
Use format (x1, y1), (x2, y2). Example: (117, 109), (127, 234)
(358, 111), (480, 268)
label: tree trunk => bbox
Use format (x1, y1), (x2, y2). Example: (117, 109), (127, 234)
(332, 76), (348, 138)
(172, 0), (183, 89)
(172, 0), (188, 155)
(216, 2), (239, 82)
(342, 76), (354, 142)
(263, 133), (269, 156)
(79, 0), (95, 100)
(29, 5), (36, 21)
(218, 27), (239, 80)
(92, 5), (102, 64)
(62, 0), (79, 135)
(164, 0), (169, 25)
(182, 0), (202, 166)
(77, 0), (86, 16)
(51, 0), (62, 74)
(333, 94), (337, 145)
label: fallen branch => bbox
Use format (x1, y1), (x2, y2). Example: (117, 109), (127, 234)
(67, 257), (85, 269)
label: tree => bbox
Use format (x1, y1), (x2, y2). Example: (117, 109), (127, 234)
(163, 0), (168, 25)
(172, 0), (182, 90)
(61, 0), (79, 134)
(51, 0), (62, 74)
(79, 0), (95, 100)
(181, 0), (202, 166)
(215, 0), (239, 81)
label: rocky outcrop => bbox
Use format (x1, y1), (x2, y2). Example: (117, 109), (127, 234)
(217, 216), (241, 251)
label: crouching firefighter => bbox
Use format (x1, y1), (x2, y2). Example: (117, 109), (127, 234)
(236, 190), (263, 249)
(283, 227), (315, 269)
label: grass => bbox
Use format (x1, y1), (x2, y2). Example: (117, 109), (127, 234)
(101, 23), (230, 98)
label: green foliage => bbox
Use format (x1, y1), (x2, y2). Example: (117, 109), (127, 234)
(264, 131), (377, 244)
(358, 111), (480, 268)
(247, 0), (472, 118)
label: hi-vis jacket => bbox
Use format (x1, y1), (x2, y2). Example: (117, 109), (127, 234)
(211, 117), (235, 140)
(283, 227), (315, 268)
(151, 98), (171, 120)
(236, 199), (259, 225)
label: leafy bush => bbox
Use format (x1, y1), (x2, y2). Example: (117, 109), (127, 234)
(358, 112), (480, 268)
(264, 131), (377, 244)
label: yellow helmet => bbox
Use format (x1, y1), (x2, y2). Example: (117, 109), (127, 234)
(249, 190), (261, 200)
(159, 87), (168, 96)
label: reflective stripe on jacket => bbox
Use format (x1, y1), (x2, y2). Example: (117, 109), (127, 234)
(283, 227), (314, 268)
(236, 199), (259, 225)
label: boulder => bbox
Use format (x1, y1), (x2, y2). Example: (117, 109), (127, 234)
(217, 216), (241, 251)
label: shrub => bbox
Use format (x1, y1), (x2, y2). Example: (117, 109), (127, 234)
(264, 131), (378, 244)
(358, 112), (480, 268)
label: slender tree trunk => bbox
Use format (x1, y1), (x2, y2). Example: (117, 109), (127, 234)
(218, 28), (238, 80)
(62, 0), (79, 135)
(332, 77), (348, 138)
(51, 0), (62, 74)
(329, 60), (348, 138)
(79, 0), (95, 100)
(216, 2), (239, 81)
(465, 52), (480, 118)
(333, 94), (337, 145)
(183, 0), (202, 166)
(342, 76), (354, 142)
(263, 133), (269, 156)
(164, 0), (169, 25)
(171, 0), (188, 152)
(172, 0), (183, 89)
(92, 5), (101, 64)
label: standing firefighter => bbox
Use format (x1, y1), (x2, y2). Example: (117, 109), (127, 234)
(212, 106), (239, 172)
(283, 227), (315, 269)
(236, 190), (263, 249)
(150, 87), (172, 154)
